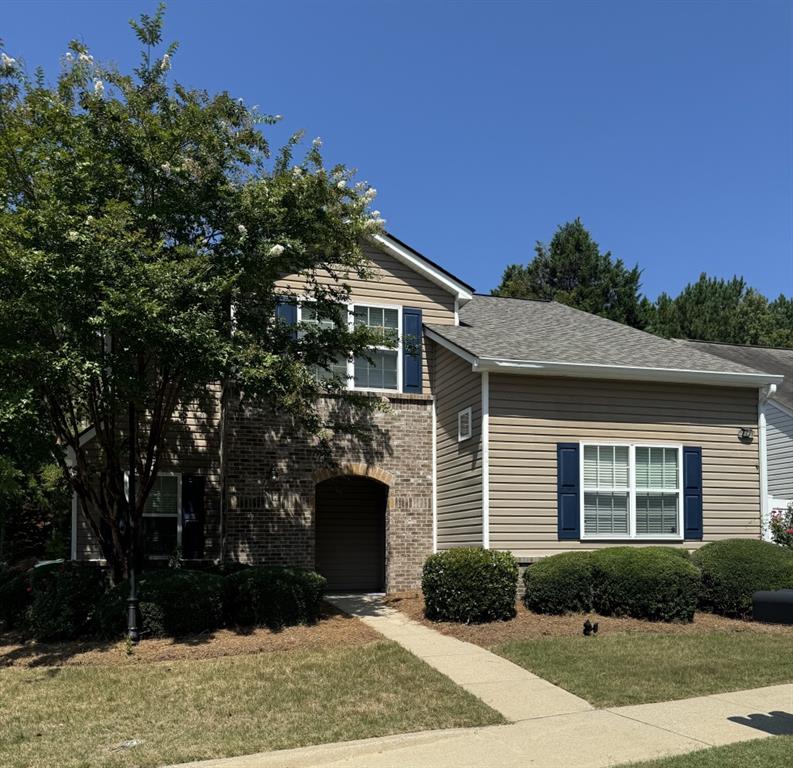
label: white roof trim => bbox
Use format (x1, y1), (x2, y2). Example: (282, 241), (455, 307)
(371, 233), (474, 303)
(474, 356), (784, 388)
(424, 327), (478, 364)
(65, 426), (96, 467)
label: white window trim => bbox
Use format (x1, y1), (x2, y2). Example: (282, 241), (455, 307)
(125, 471), (182, 559)
(579, 442), (684, 541)
(296, 299), (403, 394)
(457, 406), (473, 442)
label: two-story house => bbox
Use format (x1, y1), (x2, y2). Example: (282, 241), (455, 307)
(72, 232), (784, 592)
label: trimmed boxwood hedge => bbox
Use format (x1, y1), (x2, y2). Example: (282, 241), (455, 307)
(223, 566), (326, 629)
(95, 568), (224, 638)
(27, 561), (107, 641)
(693, 539), (793, 618)
(591, 547), (700, 622)
(523, 552), (594, 614)
(422, 547), (518, 623)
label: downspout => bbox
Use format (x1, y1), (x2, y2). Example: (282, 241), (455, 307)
(431, 395), (437, 553)
(481, 371), (490, 548)
(70, 492), (78, 560)
(759, 384), (777, 541)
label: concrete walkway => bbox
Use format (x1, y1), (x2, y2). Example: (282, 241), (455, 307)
(327, 594), (593, 721)
(168, 596), (793, 768)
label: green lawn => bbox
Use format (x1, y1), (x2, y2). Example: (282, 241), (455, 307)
(618, 737), (793, 767)
(0, 640), (502, 768)
(496, 632), (793, 707)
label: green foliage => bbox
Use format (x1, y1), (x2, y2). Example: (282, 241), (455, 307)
(693, 539), (793, 618)
(27, 561), (107, 640)
(95, 568), (224, 638)
(0, 569), (31, 629)
(590, 547), (701, 622)
(223, 566), (326, 629)
(647, 275), (792, 347)
(769, 503), (793, 550)
(422, 548), (518, 623)
(523, 552), (594, 614)
(0, 8), (386, 580)
(493, 219), (648, 329)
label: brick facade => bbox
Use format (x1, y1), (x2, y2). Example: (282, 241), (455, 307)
(223, 392), (434, 591)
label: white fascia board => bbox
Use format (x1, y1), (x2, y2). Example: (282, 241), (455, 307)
(371, 233), (474, 303)
(423, 327), (478, 365)
(473, 357), (785, 388)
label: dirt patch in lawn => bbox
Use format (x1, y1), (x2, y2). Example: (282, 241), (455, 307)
(0, 602), (380, 668)
(385, 592), (793, 648)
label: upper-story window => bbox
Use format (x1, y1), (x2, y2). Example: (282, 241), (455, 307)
(353, 305), (401, 391)
(295, 302), (403, 392)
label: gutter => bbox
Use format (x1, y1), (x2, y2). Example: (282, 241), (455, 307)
(472, 357), (784, 388)
(424, 328), (784, 388)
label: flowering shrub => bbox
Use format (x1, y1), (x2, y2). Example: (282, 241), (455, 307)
(770, 503), (793, 550)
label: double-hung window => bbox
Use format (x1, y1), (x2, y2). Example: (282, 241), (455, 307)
(298, 304), (349, 381)
(292, 300), (403, 392)
(582, 444), (682, 539)
(141, 474), (181, 558)
(352, 304), (401, 392)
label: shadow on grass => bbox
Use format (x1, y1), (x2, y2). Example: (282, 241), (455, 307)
(0, 600), (355, 667)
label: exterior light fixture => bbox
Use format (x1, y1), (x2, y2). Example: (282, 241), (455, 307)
(738, 427), (754, 442)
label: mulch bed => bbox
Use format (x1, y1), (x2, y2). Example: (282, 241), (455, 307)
(0, 602), (381, 668)
(385, 592), (793, 648)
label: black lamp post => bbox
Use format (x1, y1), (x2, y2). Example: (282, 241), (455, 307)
(127, 402), (140, 643)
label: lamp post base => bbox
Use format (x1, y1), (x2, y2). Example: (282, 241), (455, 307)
(126, 596), (140, 643)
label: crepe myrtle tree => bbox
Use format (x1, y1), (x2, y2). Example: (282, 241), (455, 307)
(0, 6), (388, 585)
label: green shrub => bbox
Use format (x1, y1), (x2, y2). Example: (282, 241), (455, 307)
(591, 547), (701, 622)
(0, 570), (31, 630)
(224, 566), (326, 629)
(422, 548), (518, 623)
(95, 568), (224, 638)
(693, 539), (793, 618)
(27, 561), (107, 641)
(523, 552), (594, 614)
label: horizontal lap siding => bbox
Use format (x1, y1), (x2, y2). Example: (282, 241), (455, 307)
(767, 402), (793, 498)
(276, 244), (456, 394)
(488, 375), (760, 558)
(432, 344), (483, 547)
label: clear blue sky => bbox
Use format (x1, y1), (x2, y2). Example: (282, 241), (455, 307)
(3, 0), (792, 299)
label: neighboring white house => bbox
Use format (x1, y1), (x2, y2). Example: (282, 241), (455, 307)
(681, 342), (793, 504)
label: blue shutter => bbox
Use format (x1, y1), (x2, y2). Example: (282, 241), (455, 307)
(275, 298), (298, 339)
(402, 307), (422, 394)
(557, 443), (581, 540)
(683, 446), (703, 540)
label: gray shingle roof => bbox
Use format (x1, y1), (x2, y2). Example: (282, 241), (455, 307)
(426, 296), (776, 378)
(679, 341), (793, 410)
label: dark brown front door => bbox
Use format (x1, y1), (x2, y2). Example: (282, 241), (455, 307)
(315, 476), (387, 592)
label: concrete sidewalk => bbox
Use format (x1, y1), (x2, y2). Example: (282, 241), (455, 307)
(327, 594), (593, 721)
(167, 596), (793, 768)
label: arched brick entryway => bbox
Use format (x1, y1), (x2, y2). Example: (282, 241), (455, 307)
(314, 470), (391, 592)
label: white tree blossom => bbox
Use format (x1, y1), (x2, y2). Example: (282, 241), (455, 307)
(268, 244), (285, 257)
(160, 53), (170, 71)
(93, 79), (104, 95)
(1, 53), (17, 71)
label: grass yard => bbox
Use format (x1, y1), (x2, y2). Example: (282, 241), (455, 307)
(0, 640), (502, 768)
(618, 736), (793, 767)
(496, 632), (793, 707)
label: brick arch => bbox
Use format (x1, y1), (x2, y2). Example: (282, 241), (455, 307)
(312, 463), (395, 490)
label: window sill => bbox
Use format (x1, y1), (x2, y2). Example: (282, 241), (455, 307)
(580, 536), (685, 543)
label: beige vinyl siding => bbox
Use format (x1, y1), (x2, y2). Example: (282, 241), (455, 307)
(432, 343), (483, 547)
(767, 401), (793, 498)
(276, 242), (456, 394)
(74, 386), (222, 561)
(488, 374), (760, 559)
